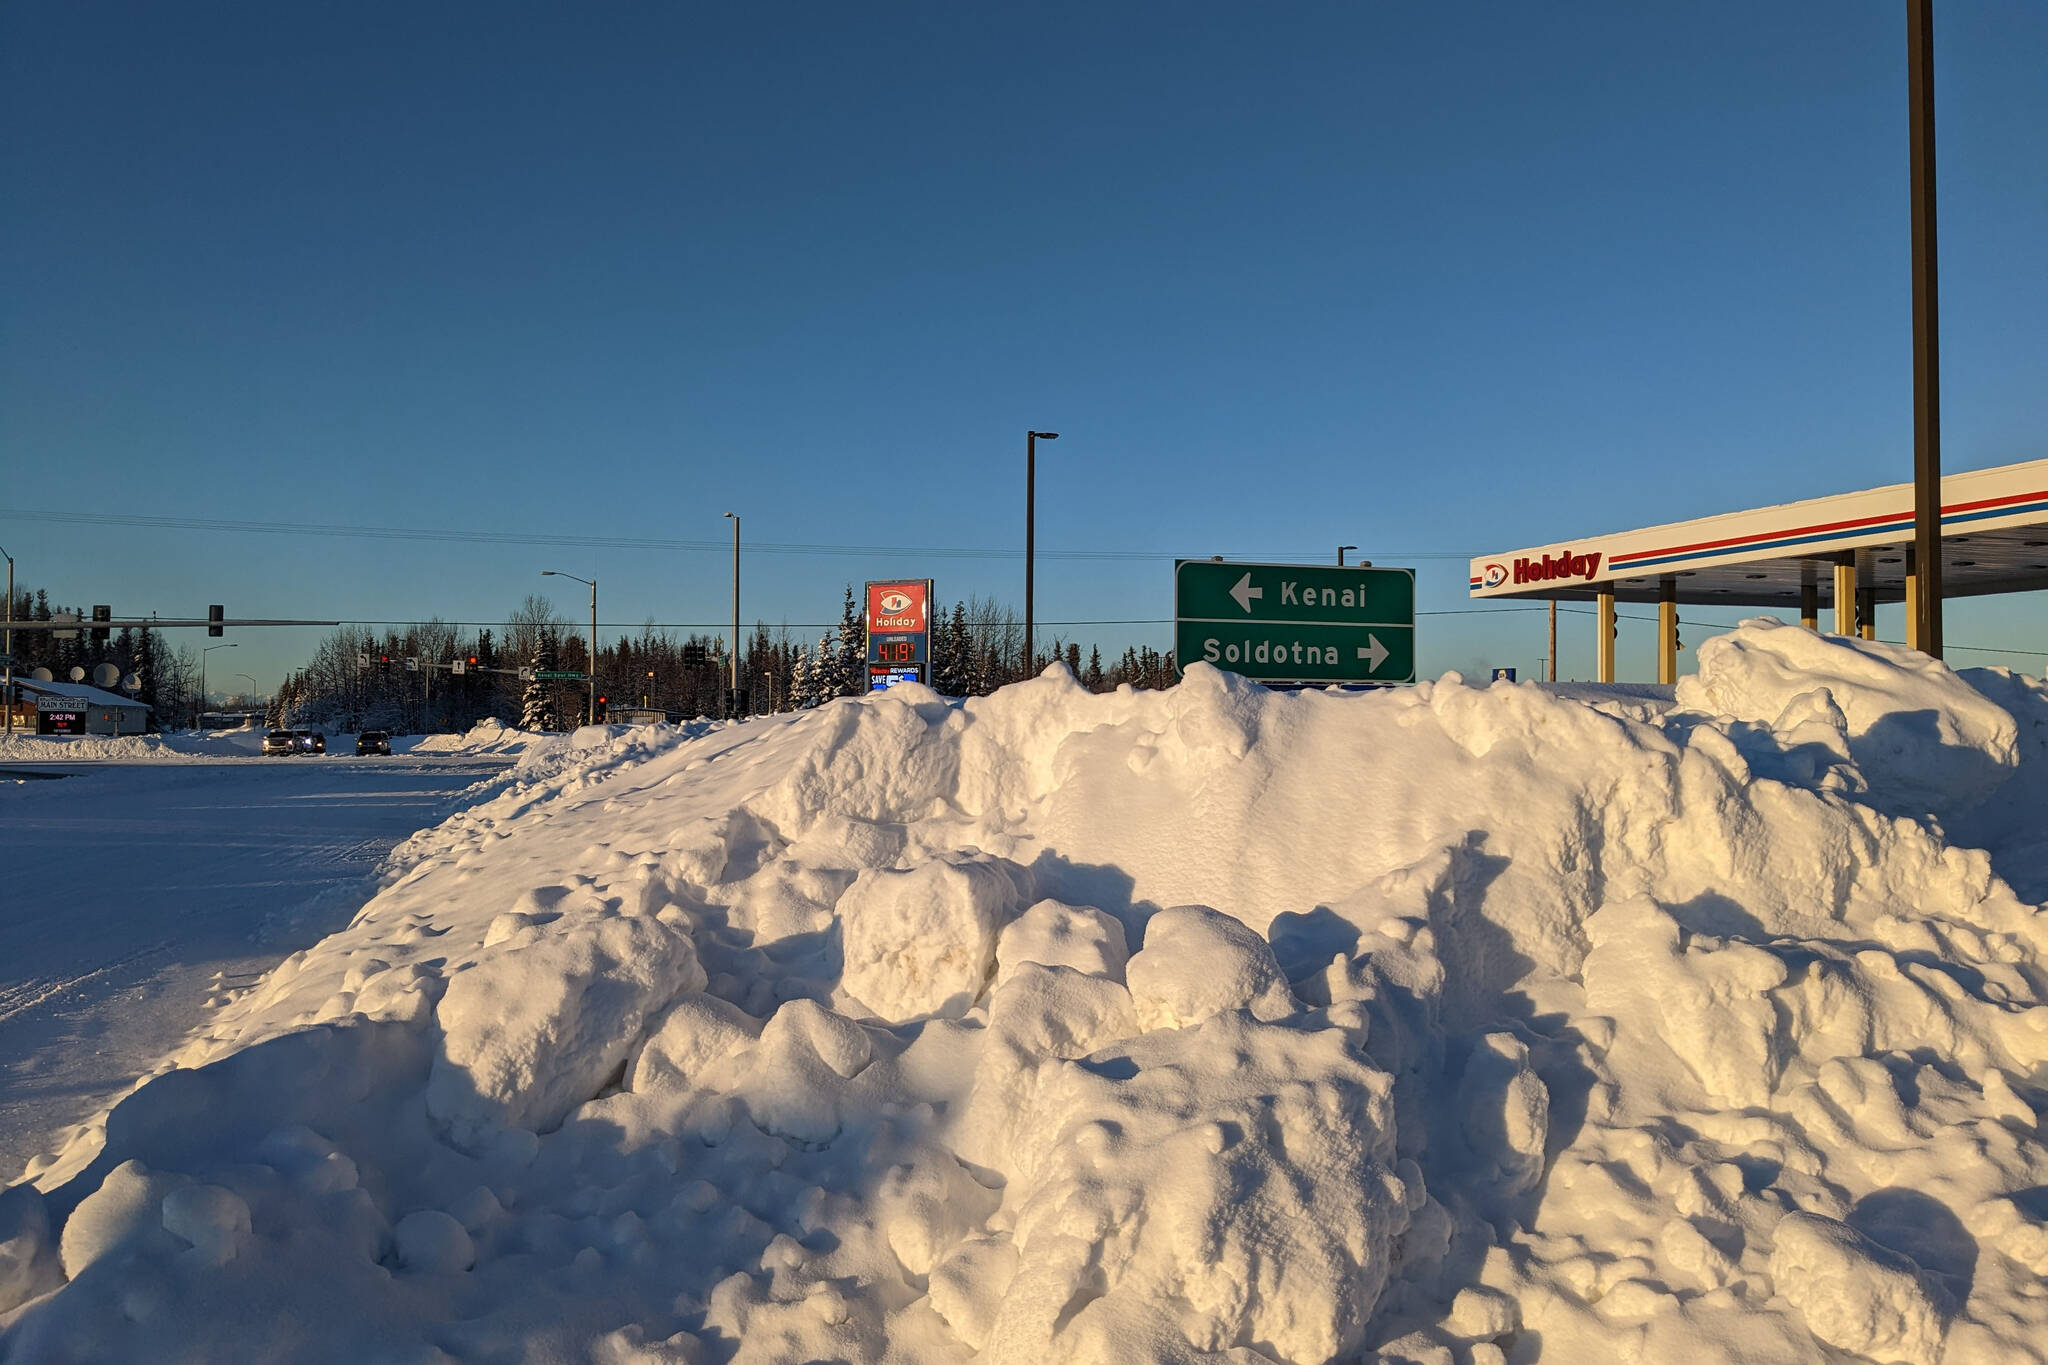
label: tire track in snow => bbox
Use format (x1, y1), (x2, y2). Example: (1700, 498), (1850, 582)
(0, 942), (171, 1024)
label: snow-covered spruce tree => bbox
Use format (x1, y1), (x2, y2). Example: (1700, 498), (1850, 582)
(833, 585), (865, 696)
(519, 635), (556, 732)
(932, 602), (970, 696)
(789, 641), (817, 709)
(806, 635), (835, 707)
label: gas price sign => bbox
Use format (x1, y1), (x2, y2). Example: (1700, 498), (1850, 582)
(866, 579), (933, 690)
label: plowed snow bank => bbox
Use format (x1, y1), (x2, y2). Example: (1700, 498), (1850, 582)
(5, 623), (2047, 1364)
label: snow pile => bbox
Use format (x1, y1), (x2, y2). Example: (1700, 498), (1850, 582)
(0, 732), (187, 762)
(404, 718), (545, 756)
(5, 622), (2048, 1364)
(1676, 616), (2019, 818)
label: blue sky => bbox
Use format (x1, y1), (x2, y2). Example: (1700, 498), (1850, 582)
(4, 1), (2045, 691)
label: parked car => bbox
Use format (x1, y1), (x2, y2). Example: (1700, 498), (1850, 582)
(356, 730), (391, 756)
(293, 730), (326, 755)
(261, 729), (296, 756)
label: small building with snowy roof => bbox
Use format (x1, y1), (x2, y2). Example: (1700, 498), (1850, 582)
(12, 677), (153, 736)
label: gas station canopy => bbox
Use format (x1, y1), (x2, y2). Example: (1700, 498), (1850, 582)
(1469, 457), (2048, 609)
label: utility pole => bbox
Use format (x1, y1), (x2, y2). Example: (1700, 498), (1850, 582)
(1907, 0), (1943, 659)
(723, 513), (740, 714)
(1548, 600), (1557, 682)
(1025, 431), (1057, 675)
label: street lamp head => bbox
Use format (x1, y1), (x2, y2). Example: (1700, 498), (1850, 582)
(723, 512), (735, 519)
(1032, 431), (1059, 440)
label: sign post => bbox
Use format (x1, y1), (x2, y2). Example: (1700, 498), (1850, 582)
(865, 579), (933, 690)
(1174, 561), (1416, 685)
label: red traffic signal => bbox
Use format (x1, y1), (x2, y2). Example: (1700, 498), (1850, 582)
(468, 655), (479, 667)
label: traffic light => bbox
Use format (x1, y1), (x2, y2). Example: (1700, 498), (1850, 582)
(208, 605), (224, 638)
(379, 654), (392, 672)
(468, 655), (479, 668)
(91, 605), (111, 644)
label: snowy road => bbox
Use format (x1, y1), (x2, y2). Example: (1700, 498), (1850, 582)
(0, 754), (510, 1183)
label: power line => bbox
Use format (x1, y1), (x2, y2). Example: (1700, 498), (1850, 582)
(318, 605), (1554, 631)
(0, 506), (1480, 564)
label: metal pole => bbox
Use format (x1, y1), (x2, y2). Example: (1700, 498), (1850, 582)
(589, 580), (599, 726)
(200, 643), (233, 730)
(3, 545), (13, 737)
(1547, 600), (1556, 682)
(1908, 0), (1943, 659)
(1025, 432), (1036, 675)
(1023, 432), (1057, 676)
(720, 513), (739, 714)
(730, 517), (740, 704)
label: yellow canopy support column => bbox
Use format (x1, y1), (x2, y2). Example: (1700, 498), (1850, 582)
(1833, 553), (1857, 635)
(1657, 577), (1678, 685)
(1596, 589), (1616, 683)
(1905, 547), (1921, 651)
(1800, 581), (1819, 631)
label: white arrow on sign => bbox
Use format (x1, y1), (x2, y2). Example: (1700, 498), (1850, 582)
(1357, 635), (1390, 672)
(1229, 572), (1263, 614)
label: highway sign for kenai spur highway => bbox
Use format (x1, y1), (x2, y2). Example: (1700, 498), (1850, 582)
(1174, 561), (1416, 685)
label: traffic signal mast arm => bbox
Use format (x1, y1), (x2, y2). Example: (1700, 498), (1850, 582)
(0, 618), (340, 630)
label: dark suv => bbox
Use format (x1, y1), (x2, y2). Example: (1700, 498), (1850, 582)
(356, 730), (391, 756)
(293, 730), (326, 755)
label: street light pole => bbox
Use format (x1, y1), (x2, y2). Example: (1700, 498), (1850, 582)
(540, 571), (598, 726)
(200, 643), (237, 731)
(2, 542), (13, 737)
(1338, 545), (1357, 567)
(234, 674), (258, 709)
(1025, 431), (1058, 676)
(723, 513), (740, 714)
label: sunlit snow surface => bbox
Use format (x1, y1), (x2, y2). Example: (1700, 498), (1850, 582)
(4, 620), (2047, 1364)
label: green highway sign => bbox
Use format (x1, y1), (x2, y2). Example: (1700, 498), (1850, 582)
(535, 670), (587, 680)
(1175, 560), (1416, 685)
